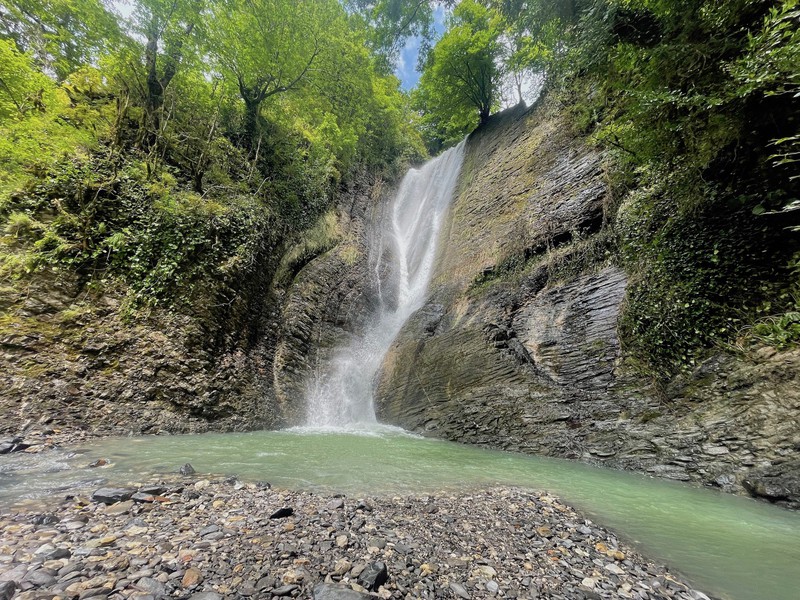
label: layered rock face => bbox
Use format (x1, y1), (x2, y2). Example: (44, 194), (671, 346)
(0, 270), (277, 437)
(374, 101), (800, 507)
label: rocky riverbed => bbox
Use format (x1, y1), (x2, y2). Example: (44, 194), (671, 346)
(0, 476), (711, 600)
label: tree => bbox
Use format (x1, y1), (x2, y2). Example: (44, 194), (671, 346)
(0, 0), (119, 80)
(128, 0), (202, 148)
(414, 0), (503, 148)
(208, 0), (335, 148)
(345, 0), (443, 71)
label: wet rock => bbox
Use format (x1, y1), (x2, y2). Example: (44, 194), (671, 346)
(33, 514), (60, 526)
(91, 488), (135, 505)
(179, 463), (196, 475)
(269, 507), (294, 519)
(368, 95), (800, 508)
(742, 461), (800, 504)
(0, 437), (29, 454)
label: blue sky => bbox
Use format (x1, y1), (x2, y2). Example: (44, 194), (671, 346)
(395, 5), (447, 91)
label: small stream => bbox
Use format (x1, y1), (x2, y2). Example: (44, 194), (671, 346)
(1, 427), (798, 600)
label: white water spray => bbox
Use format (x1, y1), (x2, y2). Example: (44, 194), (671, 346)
(304, 141), (466, 428)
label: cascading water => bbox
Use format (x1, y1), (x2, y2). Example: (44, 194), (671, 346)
(304, 141), (466, 428)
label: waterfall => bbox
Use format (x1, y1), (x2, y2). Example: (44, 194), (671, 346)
(304, 140), (466, 428)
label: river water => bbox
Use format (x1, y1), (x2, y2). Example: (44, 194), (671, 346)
(1, 427), (798, 600)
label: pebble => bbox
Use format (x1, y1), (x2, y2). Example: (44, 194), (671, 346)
(450, 582), (471, 599)
(0, 480), (710, 600)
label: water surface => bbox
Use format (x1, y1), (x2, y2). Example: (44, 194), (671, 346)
(1, 427), (798, 600)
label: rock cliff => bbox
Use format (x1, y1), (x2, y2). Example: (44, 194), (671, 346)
(373, 100), (800, 508)
(0, 175), (386, 439)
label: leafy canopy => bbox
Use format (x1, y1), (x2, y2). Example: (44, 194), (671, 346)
(414, 0), (504, 150)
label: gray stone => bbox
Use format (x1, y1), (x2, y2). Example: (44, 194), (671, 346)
(271, 585), (299, 596)
(357, 562), (387, 591)
(135, 577), (166, 598)
(0, 581), (16, 600)
(79, 588), (109, 600)
(131, 492), (158, 503)
(449, 582), (470, 599)
(23, 570), (55, 587)
(327, 498), (345, 510)
(92, 488), (135, 504)
(46, 548), (71, 561)
(313, 584), (372, 600)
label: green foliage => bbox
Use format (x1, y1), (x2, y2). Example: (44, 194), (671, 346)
(0, 148), (276, 309)
(729, 0), (800, 172)
(0, 0), (119, 80)
(480, 0), (800, 375)
(274, 210), (342, 287)
(616, 171), (797, 379)
(749, 312), (800, 349)
(0, 0), (426, 317)
(0, 40), (110, 202)
(414, 0), (504, 151)
(345, 0), (447, 71)
(208, 0), (335, 145)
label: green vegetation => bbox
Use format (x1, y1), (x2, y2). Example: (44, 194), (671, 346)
(0, 0), (425, 321)
(414, 0), (504, 149)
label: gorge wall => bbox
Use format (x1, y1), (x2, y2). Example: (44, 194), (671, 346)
(371, 100), (800, 508)
(0, 174), (385, 441)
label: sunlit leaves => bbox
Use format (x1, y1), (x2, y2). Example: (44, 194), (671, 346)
(414, 0), (503, 150)
(0, 0), (119, 80)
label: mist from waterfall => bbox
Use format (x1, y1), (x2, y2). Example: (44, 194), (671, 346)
(304, 140), (466, 428)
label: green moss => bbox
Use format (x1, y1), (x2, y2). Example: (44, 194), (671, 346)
(470, 228), (616, 293)
(274, 210), (342, 287)
(616, 172), (798, 381)
(57, 304), (93, 325)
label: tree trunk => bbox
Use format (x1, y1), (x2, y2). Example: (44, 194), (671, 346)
(479, 105), (490, 125)
(243, 96), (261, 149)
(142, 23), (162, 148)
(141, 19), (193, 150)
